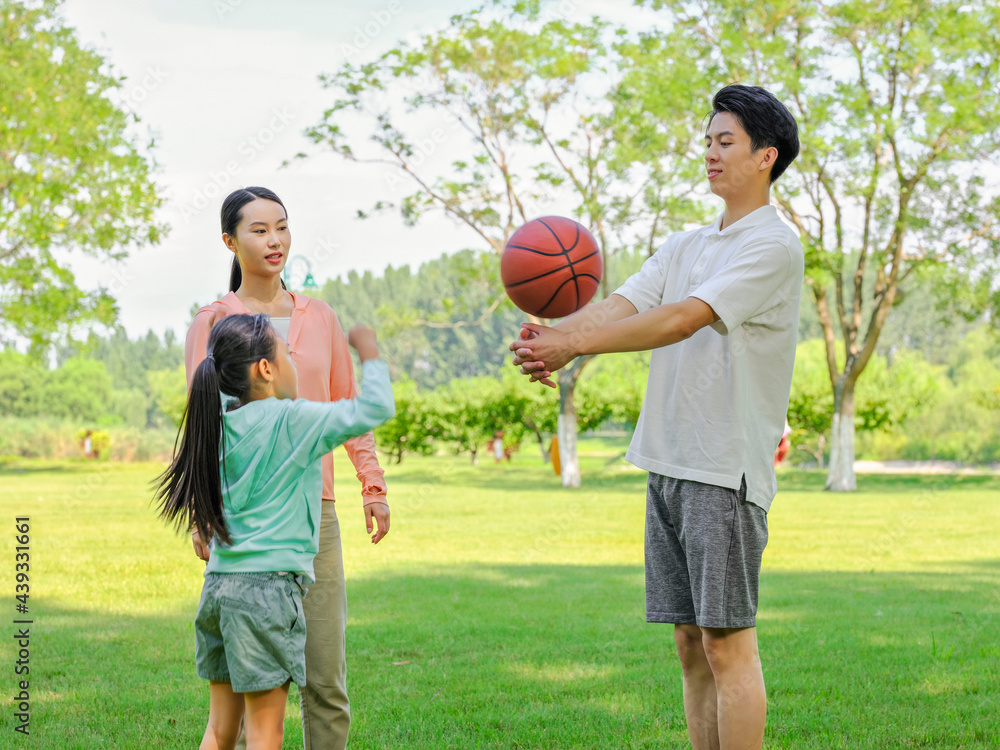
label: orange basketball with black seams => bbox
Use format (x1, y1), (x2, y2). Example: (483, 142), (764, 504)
(501, 216), (603, 318)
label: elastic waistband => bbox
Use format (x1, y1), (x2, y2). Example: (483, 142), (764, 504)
(206, 571), (300, 588)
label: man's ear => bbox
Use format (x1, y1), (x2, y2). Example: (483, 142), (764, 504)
(758, 146), (778, 173)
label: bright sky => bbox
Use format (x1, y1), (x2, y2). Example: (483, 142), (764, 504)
(59, 0), (643, 340)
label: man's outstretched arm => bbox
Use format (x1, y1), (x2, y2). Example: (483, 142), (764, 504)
(511, 296), (718, 387)
(510, 294), (639, 384)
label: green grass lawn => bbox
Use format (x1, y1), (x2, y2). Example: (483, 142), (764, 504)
(1, 440), (998, 748)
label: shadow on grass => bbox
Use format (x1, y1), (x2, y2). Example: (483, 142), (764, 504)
(5, 563), (998, 749)
(0, 459), (103, 476)
(343, 563), (1000, 749)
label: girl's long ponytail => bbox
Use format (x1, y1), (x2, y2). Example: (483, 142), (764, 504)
(153, 313), (276, 548)
(153, 353), (232, 545)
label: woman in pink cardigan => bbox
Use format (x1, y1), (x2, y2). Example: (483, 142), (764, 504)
(185, 186), (388, 750)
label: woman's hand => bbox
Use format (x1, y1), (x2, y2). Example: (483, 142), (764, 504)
(365, 502), (390, 544)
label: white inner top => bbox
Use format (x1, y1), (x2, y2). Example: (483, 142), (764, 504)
(270, 317), (291, 342)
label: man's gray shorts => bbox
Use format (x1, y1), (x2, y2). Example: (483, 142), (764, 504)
(645, 473), (767, 629)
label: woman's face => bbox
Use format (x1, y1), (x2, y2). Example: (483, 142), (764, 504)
(224, 198), (291, 281)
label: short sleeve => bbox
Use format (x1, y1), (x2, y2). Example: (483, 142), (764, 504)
(612, 236), (676, 314)
(690, 235), (798, 335)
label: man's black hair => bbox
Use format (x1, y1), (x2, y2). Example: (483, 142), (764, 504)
(709, 85), (800, 184)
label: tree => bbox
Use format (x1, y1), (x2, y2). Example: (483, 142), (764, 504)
(619, 0), (1000, 490)
(316, 250), (525, 388)
(0, 0), (165, 356)
(0, 349), (43, 417)
(495, 365), (559, 461)
(788, 338), (940, 466)
(372, 377), (436, 463)
(147, 365), (187, 429)
(38, 356), (113, 423)
(431, 377), (505, 464)
(304, 2), (703, 486)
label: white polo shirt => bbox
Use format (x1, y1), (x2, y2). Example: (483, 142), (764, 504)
(613, 205), (803, 511)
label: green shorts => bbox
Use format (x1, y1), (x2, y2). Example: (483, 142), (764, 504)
(195, 572), (307, 693)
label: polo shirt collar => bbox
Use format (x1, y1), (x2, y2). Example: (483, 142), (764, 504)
(703, 204), (778, 238)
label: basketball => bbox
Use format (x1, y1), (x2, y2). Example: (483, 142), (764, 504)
(500, 216), (603, 318)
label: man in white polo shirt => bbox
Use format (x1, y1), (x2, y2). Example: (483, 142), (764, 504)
(510, 84), (802, 750)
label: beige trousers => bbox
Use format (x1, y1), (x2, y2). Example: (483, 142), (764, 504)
(235, 500), (350, 750)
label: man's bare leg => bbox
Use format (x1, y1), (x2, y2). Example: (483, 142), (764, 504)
(674, 624), (766, 750)
(674, 623), (720, 750)
(702, 626), (766, 750)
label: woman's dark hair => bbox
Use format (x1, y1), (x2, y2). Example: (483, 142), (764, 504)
(708, 85), (800, 184)
(153, 314), (278, 546)
(221, 186), (289, 292)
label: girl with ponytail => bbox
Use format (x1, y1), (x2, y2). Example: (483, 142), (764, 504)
(157, 313), (393, 750)
(186, 187), (391, 749)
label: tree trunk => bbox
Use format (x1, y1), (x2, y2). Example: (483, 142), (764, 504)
(557, 411), (579, 487)
(557, 356), (591, 488)
(523, 418), (549, 463)
(471, 448), (478, 466)
(826, 379), (857, 491)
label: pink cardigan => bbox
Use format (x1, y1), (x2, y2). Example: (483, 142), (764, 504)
(185, 291), (387, 506)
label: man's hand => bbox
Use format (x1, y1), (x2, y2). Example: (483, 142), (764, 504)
(509, 323), (578, 388)
(365, 501), (390, 544)
(192, 528), (211, 562)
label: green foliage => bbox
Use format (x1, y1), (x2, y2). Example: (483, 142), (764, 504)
(0, 0), (166, 357)
(1, 327), (186, 433)
(75, 428), (111, 458)
(307, 2), (708, 475)
(372, 378), (436, 464)
(876, 329), (1000, 464)
(577, 351), (649, 428)
(621, 0), (1000, 484)
(431, 376), (507, 463)
(792, 331), (1000, 465)
(316, 247), (650, 393)
(0, 416), (175, 461)
(0, 417), (78, 458)
(67, 328), (184, 390)
(316, 250), (525, 389)
(0, 349), (43, 417)
(39, 356), (114, 423)
(147, 365), (187, 429)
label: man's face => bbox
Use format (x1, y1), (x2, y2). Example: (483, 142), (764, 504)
(704, 112), (768, 200)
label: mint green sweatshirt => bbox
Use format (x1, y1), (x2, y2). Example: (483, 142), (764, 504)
(205, 359), (394, 584)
